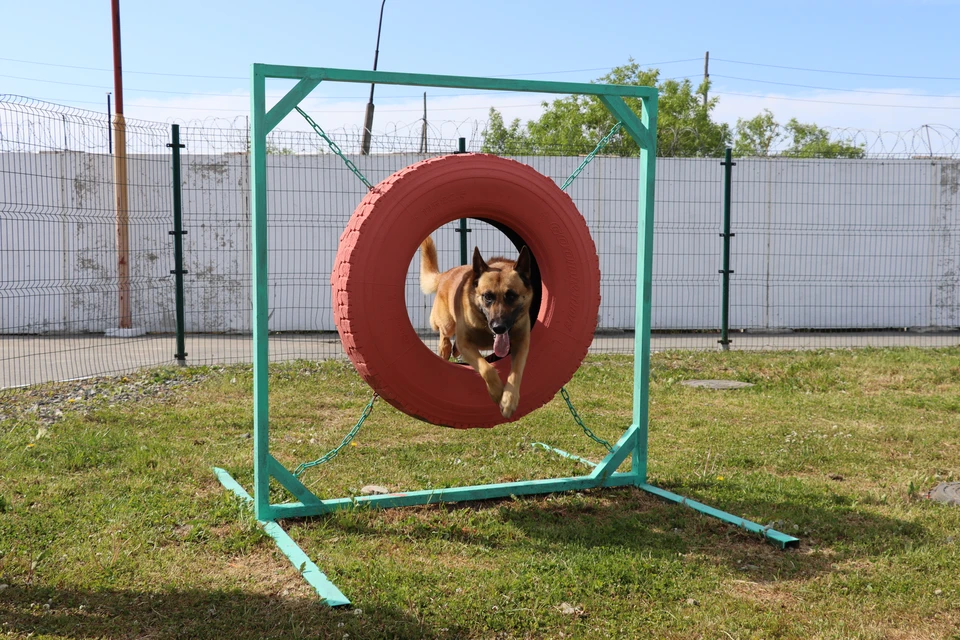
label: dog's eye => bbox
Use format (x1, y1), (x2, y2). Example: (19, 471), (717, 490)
(505, 290), (518, 303)
(482, 292), (495, 305)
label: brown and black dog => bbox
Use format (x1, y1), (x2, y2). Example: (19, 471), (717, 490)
(419, 236), (533, 419)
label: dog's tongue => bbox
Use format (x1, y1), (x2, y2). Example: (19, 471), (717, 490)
(493, 332), (510, 357)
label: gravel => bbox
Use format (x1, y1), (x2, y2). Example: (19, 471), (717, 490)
(0, 368), (216, 427)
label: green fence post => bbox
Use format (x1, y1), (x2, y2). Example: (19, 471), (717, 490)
(167, 124), (187, 365)
(719, 147), (735, 351)
(454, 137), (470, 265)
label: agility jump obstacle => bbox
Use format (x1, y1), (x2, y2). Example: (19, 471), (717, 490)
(214, 64), (799, 606)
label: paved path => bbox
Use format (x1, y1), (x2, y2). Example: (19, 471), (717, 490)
(2, 331), (957, 390)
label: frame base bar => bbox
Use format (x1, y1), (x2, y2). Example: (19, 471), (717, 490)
(639, 483), (800, 549)
(264, 472), (640, 520)
(213, 467), (351, 607)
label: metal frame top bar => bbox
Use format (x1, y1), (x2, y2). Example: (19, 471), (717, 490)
(253, 63), (658, 99)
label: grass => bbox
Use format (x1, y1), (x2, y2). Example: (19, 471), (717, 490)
(1, 348), (959, 639)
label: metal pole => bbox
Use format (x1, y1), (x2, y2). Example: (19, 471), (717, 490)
(454, 137), (470, 265)
(420, 91), (427, 154)
(360, 0), (386, 155)
(111, 0), (132, 329)
(719, 147), (735, 350)
(168, 125), (188, 365)
(703, 51), (710, 106)
(106, 93), (112, 154)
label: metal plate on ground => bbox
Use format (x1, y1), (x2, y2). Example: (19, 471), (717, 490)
(927, 482), (960, 505)
(681, 380), (755, 390)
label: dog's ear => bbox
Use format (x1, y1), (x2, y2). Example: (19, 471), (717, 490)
(514, 246), (532, 282)
(472, 247), (489, 278)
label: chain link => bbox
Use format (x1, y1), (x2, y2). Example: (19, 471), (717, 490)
(295, 106), (375, 191)
(560, 386), (613, 452)
(559, 121), (623, 191)
(293, 393), (379, 477)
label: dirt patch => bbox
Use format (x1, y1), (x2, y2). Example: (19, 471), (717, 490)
(726, 578), (798, 607)
(221, 550), (315, 598)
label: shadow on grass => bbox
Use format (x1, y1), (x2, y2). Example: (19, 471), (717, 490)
(298, 482), (930, 588)
(1, 584), (458, 640)
(498, 484), (930, 581)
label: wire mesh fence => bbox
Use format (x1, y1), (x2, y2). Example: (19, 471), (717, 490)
(2, 95), (959, 391)
(0, 97), (175, 387)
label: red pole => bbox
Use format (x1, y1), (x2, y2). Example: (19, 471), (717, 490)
(111, 0), (124, 117)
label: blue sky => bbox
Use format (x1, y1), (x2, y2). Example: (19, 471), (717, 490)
(3, 0), (960, 144)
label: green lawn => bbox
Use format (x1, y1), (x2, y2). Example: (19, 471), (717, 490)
(1, 348), (959, 639)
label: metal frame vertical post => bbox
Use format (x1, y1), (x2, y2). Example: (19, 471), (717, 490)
(167, 125), (187, 364)
(454, 137), (470, 265)
(719, 148), (735, 350)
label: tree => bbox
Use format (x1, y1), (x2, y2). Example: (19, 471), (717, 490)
(733, 109), (783, 157)
(481, 108), (529, 156)
(782, 119), (865, 159)
(733, 111), (865, 159)
(481, 59), (731, 157)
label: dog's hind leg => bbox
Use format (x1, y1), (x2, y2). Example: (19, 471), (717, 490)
(439, 335), (453, 361)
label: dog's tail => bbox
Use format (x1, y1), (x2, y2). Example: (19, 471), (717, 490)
(419, 236), (441, 294)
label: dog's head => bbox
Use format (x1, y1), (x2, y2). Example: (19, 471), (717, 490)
(471, 246), (533, 339)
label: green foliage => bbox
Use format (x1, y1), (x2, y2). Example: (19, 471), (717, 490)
(481, 59), (731, 158)
(481, 108), (530, 156)
(733, 108), (783, 157)
(266, 143), (295, 156)
(485, 58), (869, 161)
(734, 110), (866, 158)
(782, 118), (866, 158)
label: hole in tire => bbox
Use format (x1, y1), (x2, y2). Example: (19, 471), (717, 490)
(406, 218), (541, 364)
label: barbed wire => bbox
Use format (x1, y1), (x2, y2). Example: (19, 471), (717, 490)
(2, 95), (959, 158)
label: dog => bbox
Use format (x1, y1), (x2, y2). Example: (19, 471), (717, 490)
(419, 236), (533, 419)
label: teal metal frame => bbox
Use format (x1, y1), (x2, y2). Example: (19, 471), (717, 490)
(214, 63), (798, 607)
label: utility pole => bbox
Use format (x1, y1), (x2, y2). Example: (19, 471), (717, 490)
(360, 0), (386, 155)
(420, 92), (427, 154)
(703, 51), (710, 106)
(109, 0), (134, 333)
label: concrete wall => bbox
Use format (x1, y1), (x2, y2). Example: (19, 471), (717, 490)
(2, 152), (957, 334)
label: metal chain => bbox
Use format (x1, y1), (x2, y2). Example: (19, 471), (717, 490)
(293, 393), (379, 477)
(559, 121), (623, 191)
(560, 386), (612, 452)
(556, 124), (622, 452)
(295, 106), (375, 191)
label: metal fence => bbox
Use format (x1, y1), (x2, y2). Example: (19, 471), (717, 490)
(2, 96), (959, 390)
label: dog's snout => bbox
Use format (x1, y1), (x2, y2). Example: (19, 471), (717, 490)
(491, 322), (508, 335)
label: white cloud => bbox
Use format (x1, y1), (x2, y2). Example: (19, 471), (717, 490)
(713, 88), (960, 131)
(713, 88), (960, 156)
(125, 90), (549, 144)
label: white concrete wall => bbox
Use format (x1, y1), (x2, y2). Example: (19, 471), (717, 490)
(2, 152), (958, 334)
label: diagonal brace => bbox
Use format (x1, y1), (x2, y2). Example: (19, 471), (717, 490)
(598, 95), (654, 153)
(264, 77), (322, 134)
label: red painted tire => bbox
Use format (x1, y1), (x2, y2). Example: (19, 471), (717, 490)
(331, 154), (600, 429)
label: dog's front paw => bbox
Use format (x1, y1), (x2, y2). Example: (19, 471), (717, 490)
(499, 388), (518, 419)
(483, 376), (504, 405)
